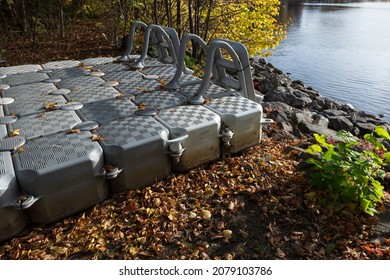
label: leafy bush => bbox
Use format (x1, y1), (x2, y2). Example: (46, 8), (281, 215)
(306, 126), (390, 215)
(184, 54), (205, 78)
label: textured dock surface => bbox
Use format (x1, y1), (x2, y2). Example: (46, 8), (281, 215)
(0, 57), (264, 241)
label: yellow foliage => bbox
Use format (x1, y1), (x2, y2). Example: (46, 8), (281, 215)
(210, 0), (286, 56)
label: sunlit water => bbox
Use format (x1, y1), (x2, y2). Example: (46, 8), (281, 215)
(268, 0), (390, 122)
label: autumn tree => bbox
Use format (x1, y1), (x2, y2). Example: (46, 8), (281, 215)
(128, 0), (285, 57)
(209, 0), (286, 56)
(1, 0), (285, 57)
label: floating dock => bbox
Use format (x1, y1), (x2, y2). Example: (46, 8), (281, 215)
(0, 23), (270, 242)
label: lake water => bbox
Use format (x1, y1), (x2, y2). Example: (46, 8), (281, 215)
(267, 0), (390, 122)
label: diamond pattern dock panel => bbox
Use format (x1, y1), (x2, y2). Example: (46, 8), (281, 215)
(97, 116), (171, 192)
(205, 96), (263, 153)
(156, 105), (221, 172)
(13, 131), (108, 223)
(0, 152), (29, 242)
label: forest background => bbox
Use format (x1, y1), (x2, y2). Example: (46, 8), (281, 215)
(0, 0), (285, 66)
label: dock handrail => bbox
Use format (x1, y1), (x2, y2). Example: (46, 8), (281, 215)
(212, 39), (262, 103)
(130, 24), (178, 70)
(188, 39), (245, 105)
(117, 21), (148, 62)
(164, 34), (208, 90)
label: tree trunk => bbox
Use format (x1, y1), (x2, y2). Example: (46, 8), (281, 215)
(165, 0), (172, 27)
(153, 0), (158, 24)
(203, 0), (213, 42)
(188, 0), (198, 58)
(21, 0), (28, 33)
(60, 4), (65, 38)
(176, 0), (181, 37)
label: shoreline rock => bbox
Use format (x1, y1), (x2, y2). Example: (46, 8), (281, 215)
(251, 58), (390, 139)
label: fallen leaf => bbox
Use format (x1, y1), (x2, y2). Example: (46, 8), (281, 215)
(276, 247), (286, 258)
(67, 128), (80, 134)
(167, 209), (177, 221)
(139, 87), (154, 93)
(43, 102), (60, 111)
(361, 245), (383, 256)
(12, 146), (25, 155)
(91, 133), (104, 141)
(222, 229), (232, 240)
(152, 198), (161, 207)
(136, 103), (146, 111)
(203, 98), (213, 104)
(9, 129), (20, 137)
(136, 237), (147, 245)
(239, 229), (249, 239)
(129, 247), (139, 255)
(188, 212), (197, 219)
(200, 209), (211, 220)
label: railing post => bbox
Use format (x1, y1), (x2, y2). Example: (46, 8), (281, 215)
(117, 21), (148, 62)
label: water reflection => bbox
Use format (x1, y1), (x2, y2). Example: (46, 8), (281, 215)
(278, 0), (390, 24)
(269, 0), (390, 121)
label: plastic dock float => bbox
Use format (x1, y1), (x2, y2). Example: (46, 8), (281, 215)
(12, 131), (108, 224)
(3, 82), (56, 99)
(0, 151), (30, 242)
(133, 90), (187, 110)
(96, 115), (171, 193)
(9, 110), (82, 139)
(4, 93), (67, 117)
(77, 98), (137, 124)
(204, 96), (264, 154)
(0, 72), (50, 87)
(0, 24), (272, 242)
(155, 105), (221, 172)
(66, 85), (122, 104)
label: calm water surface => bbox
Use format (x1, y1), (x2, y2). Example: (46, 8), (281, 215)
(268, 0), (390, 122)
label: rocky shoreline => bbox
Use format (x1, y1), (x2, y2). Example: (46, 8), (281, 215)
(251, 58), (390, 243)
(251, 58), (390, 140)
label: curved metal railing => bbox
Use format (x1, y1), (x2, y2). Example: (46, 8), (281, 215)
(117, 21), (148, 62)
(164, 34), (208, 90)
(130, 24), (178, 70)
(187, 39), (245, 104)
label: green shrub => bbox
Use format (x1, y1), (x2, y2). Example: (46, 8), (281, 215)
(184, 54), (205, 78)
(305, 126), (390, 215)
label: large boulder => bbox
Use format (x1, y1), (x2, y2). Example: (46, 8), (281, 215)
(253, 75), (279, 93)
(328, 116), (354, 132)
(356, 122), (377, 135)
(263, 89), (285, 102)
(283, 91), (312, 109)
(291, 111), (313, 125)
(262, 101), (295, 117)
(322, 109), (348, 117)
(312, 114), (329, 128)
(298, 122), (341, 140)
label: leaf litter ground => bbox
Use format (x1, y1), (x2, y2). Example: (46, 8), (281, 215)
(1, 136), (389, 260)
